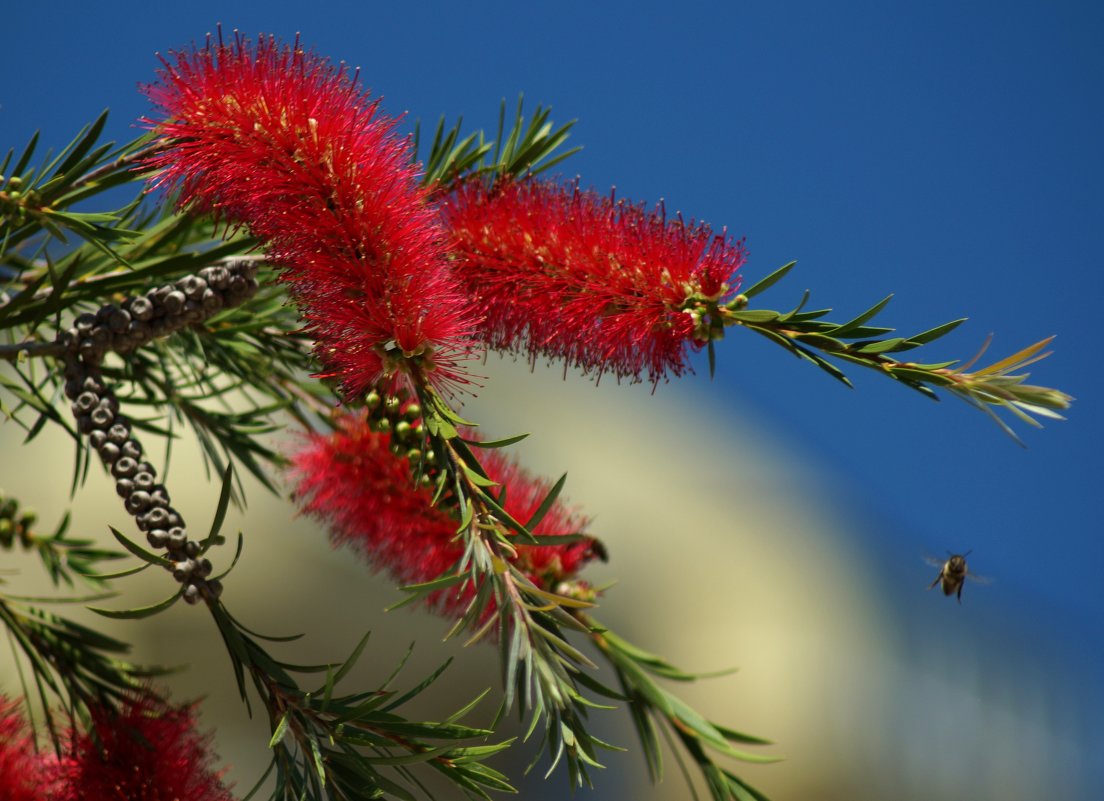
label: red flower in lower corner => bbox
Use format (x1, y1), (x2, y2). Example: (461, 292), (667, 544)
(0, 696), (55, 801)
(442, 178), (746, 384)
(290, 414), (598, 616)
(52, 697), (233, 801)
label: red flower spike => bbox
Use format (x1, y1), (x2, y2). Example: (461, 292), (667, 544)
(0, 697), (54, 801)
(290, 415), (597, 617)
(52, 697), (233, 801)
(442, 178), (746, 384)
(142, 32), (476, 398)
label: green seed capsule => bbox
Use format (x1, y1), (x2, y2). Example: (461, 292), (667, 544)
(403, 403), (422, 421)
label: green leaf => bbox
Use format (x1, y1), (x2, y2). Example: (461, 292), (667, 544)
(524, 473), (567, 531)
(201, 463), (235, 553)
(856, 337), (908, 354)
(330, 630), (372, 689)
(462, 432), (530, 449)
(308, 736), (327, 785)
(88, 589), (181, 619)
(739, 261), (796, 299)
(211, 532), (244, 581)
(727, 309), (781, 323)
(461, 461), (498, 488)
(906, 317), (967, 345)
(378, 658), (454, 713)
(828, 294), (894, 337)
(269, 712), (291, 748)
(108, 527), (171, 568)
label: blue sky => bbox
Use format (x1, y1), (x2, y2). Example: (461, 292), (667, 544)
(3, 1), (1101, 796)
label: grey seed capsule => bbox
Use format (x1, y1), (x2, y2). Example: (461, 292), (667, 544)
(120, 440), (142, 460)
(89, 326), (110, 346)
(76, 414), (94, 434)
(125, 491), (152, 514)
(150, 487), (170, 508)
(100, 443), (121, 464)
(228, 275), (247, 294)
(62, 329), (81, 352)
(90, 407), (114, 428)
(163, 290), (186, 314)
(180, 299), (202, 322)
(129, 296), (154, 321)
(88, 430), (108, 450)
(133, 471), (155, 491)
(194, 558), (213, 578)
(107, 422), (130, 444)
(206, 578), (223, 599)
(166, 512), (184, 529)
(112, 457), (138, 478)
(172, 559), (196, 581)
(202, 266), (230, 288)
(147, 529), (169, 548)
(64, 377), (82, 398)
(107, 308), (131, 333)
(184, 540), (200, 558)
(74, 392), (98, 413)
(200, 288), (223, 311)
(182, 583), (201, 604)
(97, 395), (119, 414)
(136, 461), (155, 477)
(180, 275), (208, 299)
(167, 527), (187, 548)
(143, 508), (170, 529)
(82, 375), (106, 394)
(152, 285), (173, 303)
(78, 341), (103, 361)
(114, 478), (134, 498)
(74, 313), (97, 334)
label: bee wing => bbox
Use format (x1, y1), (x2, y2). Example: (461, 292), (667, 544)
(922, 554), (945, 569)
(966, 572), (993, 585)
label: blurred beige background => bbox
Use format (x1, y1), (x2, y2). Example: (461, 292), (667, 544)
(0, 356), (1085, 800)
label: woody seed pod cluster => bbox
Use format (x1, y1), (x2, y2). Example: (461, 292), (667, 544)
(58, 262), (260, 603)
(55, 260), (259, 365)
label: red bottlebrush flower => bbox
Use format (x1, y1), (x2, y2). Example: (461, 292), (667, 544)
(290, 414), (596, 616)
(141, 32), (476, 398)
(52, 696), (232, 801)
(442, 178), (746, 384)
(0, 696), (54, 801)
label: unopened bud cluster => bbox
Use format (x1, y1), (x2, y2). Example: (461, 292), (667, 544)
(55, 260), (259, 364)
(363, 390), (436, 483)
(0, 492), (37, 550)
(55, 263), (261, 605)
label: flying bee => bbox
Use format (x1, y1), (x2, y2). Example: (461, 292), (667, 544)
(926, 551), (990, 603)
